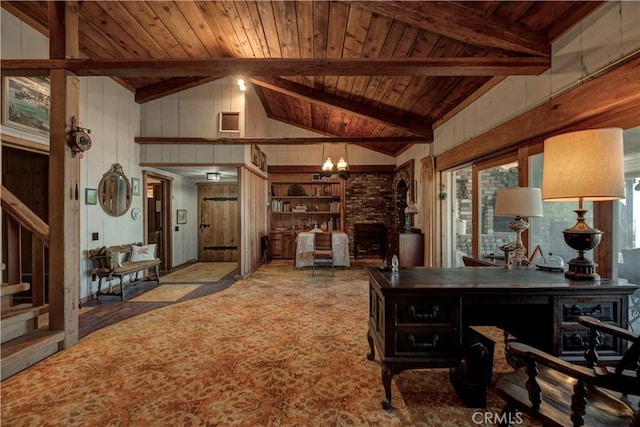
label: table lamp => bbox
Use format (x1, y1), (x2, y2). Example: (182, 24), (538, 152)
(542, 128), (625, 280)
(495, 187), (543, 267)
(404, 202), (418, 233)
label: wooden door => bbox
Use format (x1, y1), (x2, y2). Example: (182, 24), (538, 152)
(198, 184), (238, 262)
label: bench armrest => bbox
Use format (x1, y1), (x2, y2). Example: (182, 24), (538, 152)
(578, 315), (639, 343)
(507, 342), (595, 381)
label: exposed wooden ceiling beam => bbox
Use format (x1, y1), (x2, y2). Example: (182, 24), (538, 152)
(135, 136), (430, 145)
(436, 55), (640, 171)
(546, 2), (607, 42)
(433, 76), (506, 129)
(349, 1), (550, 57)
(250, 77), (433, 138)
(1, 57), (550, 78)
(135, 76), (222, 104)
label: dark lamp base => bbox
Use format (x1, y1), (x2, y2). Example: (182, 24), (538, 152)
(565, 256), (600, 281)
(562, 212), (602, 281)
(563, 230), (601, 281)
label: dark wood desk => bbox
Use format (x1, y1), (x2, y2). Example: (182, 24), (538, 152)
(365, 267), (638, 409)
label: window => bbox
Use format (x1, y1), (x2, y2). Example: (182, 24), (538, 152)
(477, 161), (519, 257)
(617, 127), (640, 331)
(450, 157), (519, 265)
(453, 166), (472, 265)
(445, 128), (639, 274)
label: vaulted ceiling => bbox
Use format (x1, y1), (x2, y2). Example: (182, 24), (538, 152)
(1, 1), (605, 156)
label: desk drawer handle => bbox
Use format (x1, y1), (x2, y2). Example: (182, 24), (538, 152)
(408, 334), (439, 349)
(408, 305), (439, 319)
(571, 333), (588, 346)
(570, 304), (604, 317)
(570, 332), (603, 346)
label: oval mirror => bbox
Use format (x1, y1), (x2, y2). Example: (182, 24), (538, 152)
(98, 163), (132, 217)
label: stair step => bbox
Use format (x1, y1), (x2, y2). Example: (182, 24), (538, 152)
(1, 305), (49, 344)
(1, 282), (30, 297)
(1, 329), (65, 381)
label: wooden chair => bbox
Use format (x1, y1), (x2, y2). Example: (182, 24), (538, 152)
(260, 235), (271, 264)
(496, 316), (639, 427)
(462, 255), (498, 267)
(312, 232), (334, 276)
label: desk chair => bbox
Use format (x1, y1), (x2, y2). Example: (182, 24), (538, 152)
(462, 255), (498, 267)
(496, 316), (639, 427)
(312, 232), (334, 276)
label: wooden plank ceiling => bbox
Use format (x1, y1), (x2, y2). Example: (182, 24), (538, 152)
(1, 1), (603, 156)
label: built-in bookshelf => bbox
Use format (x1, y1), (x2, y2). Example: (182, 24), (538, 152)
(268, 173), (345, 258)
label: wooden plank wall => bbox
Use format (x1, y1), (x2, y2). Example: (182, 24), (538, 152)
(240, 167), (267, 276)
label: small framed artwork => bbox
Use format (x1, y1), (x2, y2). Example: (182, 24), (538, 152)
(85, 188), (97, 205)
(251, 144), (260, 166)
(131, 178), (140, 196)
(177, 209), (187, 224)
(2, 76), (51, 136)
(260, 150), (267, 171)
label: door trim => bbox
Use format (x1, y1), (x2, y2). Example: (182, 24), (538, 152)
(142, 171), (173, 271)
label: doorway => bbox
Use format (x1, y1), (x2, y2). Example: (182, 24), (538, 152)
(197, 183), (238, 262)
(143, 173), (172, 272)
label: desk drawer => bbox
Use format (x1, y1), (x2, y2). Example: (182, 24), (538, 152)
(395, 300), (454, 325)
(395, 330), (457, 355)
(561, 300), (616, 323)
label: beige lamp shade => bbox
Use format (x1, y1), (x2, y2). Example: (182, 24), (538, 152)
(404, 201), (419, 215)
(542, 128), (625, 201)
(495, 187), (543, 217)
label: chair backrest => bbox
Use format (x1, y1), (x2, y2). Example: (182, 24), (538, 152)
(462, 256), (496, 267)
(314, 232), (332, 251)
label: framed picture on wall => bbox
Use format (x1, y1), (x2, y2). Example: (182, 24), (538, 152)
(177, 209), (187, 224)
(251, 145), (260, 166)
(131, 178), (140, 196)
(260, 150), (267, 171)
(85, 188), (97, 205)
(2, 76), (50, 136)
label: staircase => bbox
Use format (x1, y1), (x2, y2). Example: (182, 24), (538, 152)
(1, 186), (65, 381)
(1, 283), (63, 380)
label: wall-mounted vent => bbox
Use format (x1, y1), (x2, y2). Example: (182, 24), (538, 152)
(219, 112), (240, 132)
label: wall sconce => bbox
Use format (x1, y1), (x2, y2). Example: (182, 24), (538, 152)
(542, 128), (625, 280)
(207, 172), (221, 181)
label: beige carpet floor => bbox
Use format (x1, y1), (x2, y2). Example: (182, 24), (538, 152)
(161, 262), (237, 283)
(129, 284), (202, 302)
(1, 260), (537, 426)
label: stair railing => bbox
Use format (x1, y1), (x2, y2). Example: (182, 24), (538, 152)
(1, 185), (49, 307)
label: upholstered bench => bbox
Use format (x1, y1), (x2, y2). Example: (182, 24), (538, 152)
(89, 243), (161, 301)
